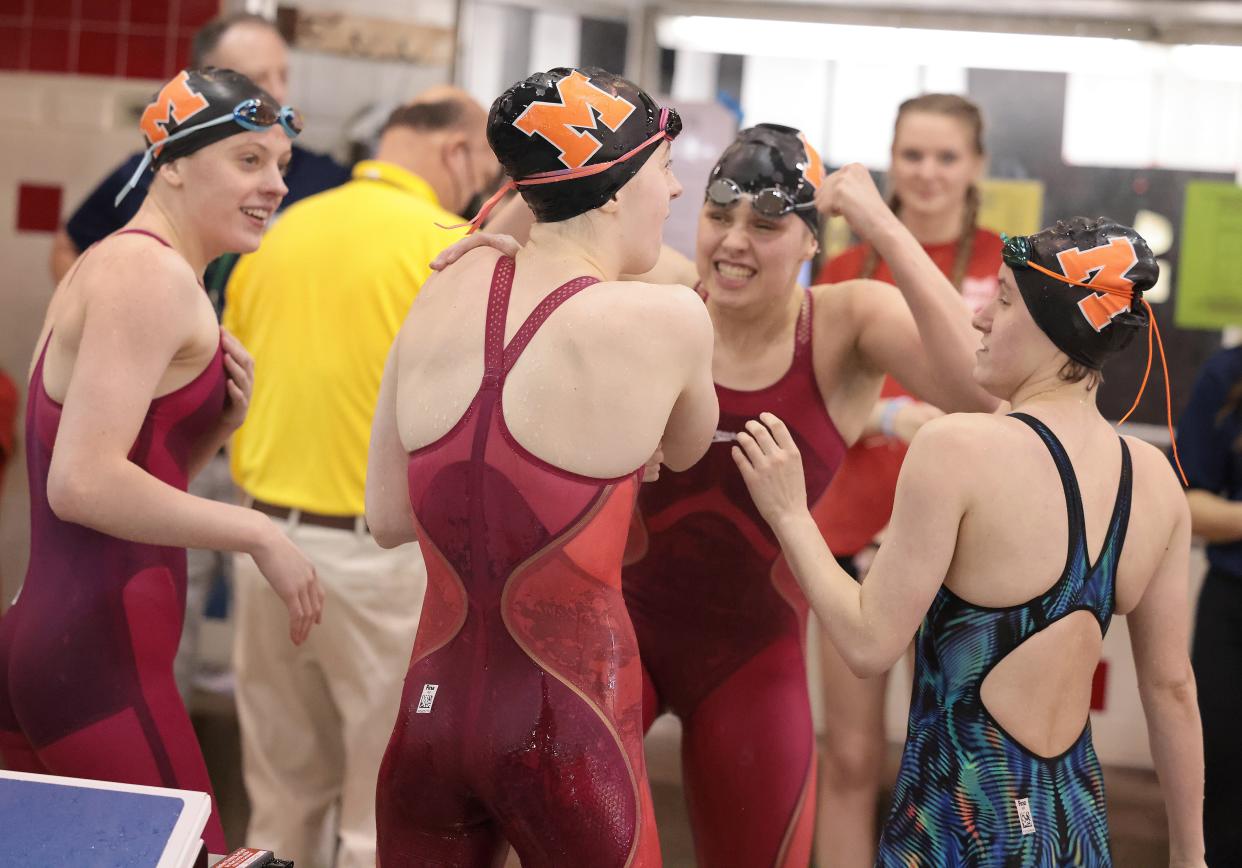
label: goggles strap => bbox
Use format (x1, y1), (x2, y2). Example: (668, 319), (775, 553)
(1018, 258), (1186, 485)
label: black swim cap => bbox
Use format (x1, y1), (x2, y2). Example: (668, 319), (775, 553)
(485, 67), (680, 223)
(142, 68), (280, 167)
(706, 124), (825, 235)
(1004, 217), (1157, 370)
(116, 67), (299, 207)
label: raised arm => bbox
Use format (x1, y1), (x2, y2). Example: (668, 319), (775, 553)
(366, 343), (417, 549)
(657, 286), (718, 471)
(47, 245), (322, 643)
(818, 164), (996, 413)
(733, 411), (964, 675)
(1127, 491), (1206, 866)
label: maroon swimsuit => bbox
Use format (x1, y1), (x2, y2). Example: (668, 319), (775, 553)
(376, 256), (661, 867)
(0, 229), (228, 852)
(624, 288), (847, 868)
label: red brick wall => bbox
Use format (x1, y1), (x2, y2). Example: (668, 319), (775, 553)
(0, 0), (220, 79)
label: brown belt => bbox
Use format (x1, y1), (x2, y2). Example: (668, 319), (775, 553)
(250, 498), (368, 534)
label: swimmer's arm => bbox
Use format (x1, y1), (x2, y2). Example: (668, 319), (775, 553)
(850, 274), (995, 414)
(45, 249), (276, 558)
(1128, 491), (1206, 865)
(366, 345), (417, 548)
(1185, 488), (1242, 542)
(734, 413), (959, 676)
(816, 164), (994, 413)
(657, 288), (719, 471)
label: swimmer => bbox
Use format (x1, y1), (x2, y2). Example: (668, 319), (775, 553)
(0, 68), (324, 853)
(735, 218), (1206, 867)
(369, 67), (718, 867)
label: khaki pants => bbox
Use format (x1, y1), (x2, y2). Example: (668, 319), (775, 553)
(233, 514), (424, 868)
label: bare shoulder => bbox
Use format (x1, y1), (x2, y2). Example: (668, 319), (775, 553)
(1123, 434), (1189, 522)
(74, 234), (200, 319)
(907, 411), (1001, 459)
(604, 280), (706, 322)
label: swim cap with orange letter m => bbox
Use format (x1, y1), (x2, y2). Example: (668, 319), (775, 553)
(1003, 217), (1155, 371)
(478, 67), (681, 225)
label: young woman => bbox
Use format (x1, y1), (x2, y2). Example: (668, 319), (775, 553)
(735, 218), (1205, 867)
(435, 123), (997, 867)
(0, 68), (324, 852)
(812, 92), (1004, 868)
(368, 67), (718, 868)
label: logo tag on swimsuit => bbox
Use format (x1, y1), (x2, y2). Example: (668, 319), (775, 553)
(712, 430), (738, 443)
(1014, 798), (1036, 835)
(417, 684), (439, 714)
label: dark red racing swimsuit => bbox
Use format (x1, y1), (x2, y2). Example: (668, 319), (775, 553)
(0, 229), (228, 852)
(376, 256), (660, 868)
(624, 288), (846, 868)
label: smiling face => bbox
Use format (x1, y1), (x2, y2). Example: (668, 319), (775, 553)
(889, 110), (982, 224)
(167, 125), (291, 255)
(972, 264), (1066, 398)
(695, 194), (816, 309)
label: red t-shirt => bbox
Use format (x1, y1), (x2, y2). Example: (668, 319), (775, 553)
(815, 228), (1003, 555)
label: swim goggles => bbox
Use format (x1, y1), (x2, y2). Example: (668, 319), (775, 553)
(115, 98), (304, 206)
(705, 177), (815, 219)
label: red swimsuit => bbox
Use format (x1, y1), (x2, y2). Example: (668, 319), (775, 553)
(624, 288), (846, 868)
(376, 257), (660, 868)
(0, 230), (228, 852)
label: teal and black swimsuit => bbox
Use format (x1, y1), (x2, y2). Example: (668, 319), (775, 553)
(877, 413), (1130, 867)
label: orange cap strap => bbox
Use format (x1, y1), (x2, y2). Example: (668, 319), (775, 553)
(1019, 259), (1187, 486)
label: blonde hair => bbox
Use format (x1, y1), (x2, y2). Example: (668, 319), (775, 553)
(860, 93), (985, 289)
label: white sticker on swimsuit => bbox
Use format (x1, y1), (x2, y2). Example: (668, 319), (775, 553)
(1015, 797), (1036, 835)
(417, 684), (439, 714)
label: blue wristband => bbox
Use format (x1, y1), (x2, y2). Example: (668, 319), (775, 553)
(879, 396), (913, 437)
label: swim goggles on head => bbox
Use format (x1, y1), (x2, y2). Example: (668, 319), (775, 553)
(115, 98), (304, 206)
(705, 177), (815, 219)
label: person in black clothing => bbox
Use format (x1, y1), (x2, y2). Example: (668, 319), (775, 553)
(50, 11), (350, 298)
(1173, 345), (1242, 865)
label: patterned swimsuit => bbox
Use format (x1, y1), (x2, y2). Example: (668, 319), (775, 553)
(877, 413), (1130, 867)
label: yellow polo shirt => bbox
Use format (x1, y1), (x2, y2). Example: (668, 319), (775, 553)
(223, 160), (468, 515)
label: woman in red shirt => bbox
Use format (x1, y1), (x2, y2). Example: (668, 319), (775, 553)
(812, 93), (1003, 868)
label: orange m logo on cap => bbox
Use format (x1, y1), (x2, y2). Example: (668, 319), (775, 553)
(1056, 236), (1139, 332)
(513, 71), (638, 170)
(797, 132), (825, 189)
(140, 71), (210, 151)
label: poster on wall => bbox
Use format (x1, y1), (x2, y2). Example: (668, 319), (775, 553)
(1176, 181), (1242, 330)
(977, 178), (1044, 238)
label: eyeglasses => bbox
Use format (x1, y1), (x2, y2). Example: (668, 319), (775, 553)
(705, 177), (814, 219)
(115, 98), (304, 206)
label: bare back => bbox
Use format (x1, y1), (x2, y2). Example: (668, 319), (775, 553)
(940, 412), (1177, 756)
(394, 248), (709, 479)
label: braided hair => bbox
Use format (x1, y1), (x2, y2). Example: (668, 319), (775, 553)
(859, 93), (985, 290)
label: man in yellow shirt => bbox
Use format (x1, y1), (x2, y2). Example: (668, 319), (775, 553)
(223, 86), (497, 868)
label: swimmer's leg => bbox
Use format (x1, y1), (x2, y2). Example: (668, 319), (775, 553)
(681, 637), (815, 868)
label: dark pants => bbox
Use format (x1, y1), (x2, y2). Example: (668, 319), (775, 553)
(1191, 566), (1242, 864)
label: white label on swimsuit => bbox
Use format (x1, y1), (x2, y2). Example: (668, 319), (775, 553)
(1015, 798), (1036, 835)
(712, 430), (738, 443)
(417, 684), (439, 714)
